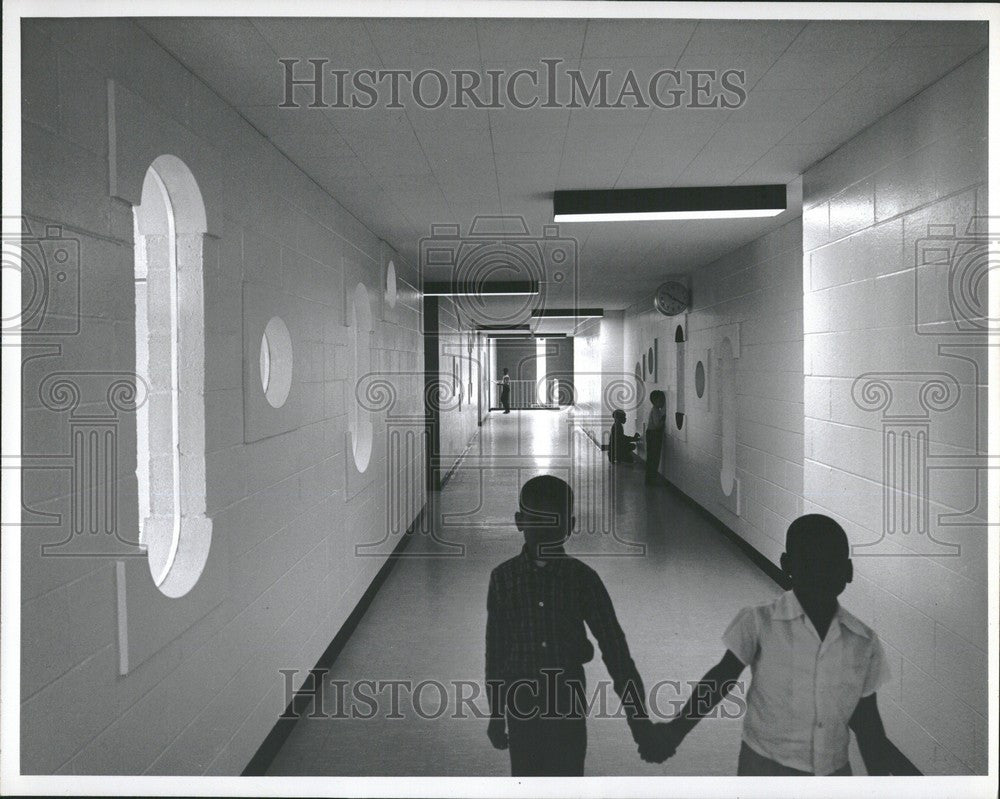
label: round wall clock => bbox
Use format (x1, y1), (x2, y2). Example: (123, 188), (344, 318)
(654, 280), (690, 316)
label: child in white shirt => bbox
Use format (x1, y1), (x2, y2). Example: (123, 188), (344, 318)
(655, 514), (919, 776)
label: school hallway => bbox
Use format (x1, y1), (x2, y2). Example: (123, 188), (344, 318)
(12, 12), (992, 792)
(265, 408), (778, 776)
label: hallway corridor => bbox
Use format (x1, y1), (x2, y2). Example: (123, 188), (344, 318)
(266, 410), (778, 776)
(9, 9), (994, 794)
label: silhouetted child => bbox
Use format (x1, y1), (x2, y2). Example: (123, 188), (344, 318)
(498, 367), (511, 413)
(485, 475), (669, 775)
(608, 409), (640, 464)
(655, 514), (919, 775)
(644, 390), (666, 483)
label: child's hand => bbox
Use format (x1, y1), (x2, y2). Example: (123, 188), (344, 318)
(487, 717), (508, 750)
(633, 720), (676, 764)
(659, 719), (687, 755)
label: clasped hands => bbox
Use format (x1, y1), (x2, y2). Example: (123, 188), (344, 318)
(633, 718), (686, 765)
(488, 715), (686, 765)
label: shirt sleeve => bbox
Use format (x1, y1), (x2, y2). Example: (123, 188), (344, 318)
(722, 606), (759, 666)
(581, 569), (648, 722)
(861, 634), (892, 697)
(485, 571), (507, 716)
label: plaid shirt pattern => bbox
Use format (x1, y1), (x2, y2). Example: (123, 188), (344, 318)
(485, 546), (648, 719)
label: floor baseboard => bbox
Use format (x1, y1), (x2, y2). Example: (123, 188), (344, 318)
(241, 506), (422, 776)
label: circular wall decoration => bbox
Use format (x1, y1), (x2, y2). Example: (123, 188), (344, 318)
(260, 316), (293, 408)
(259, 333), (270, 393)
(385, 259), (397, 308)
(719, 340), (737, 497)
(695, 360), (706, 398)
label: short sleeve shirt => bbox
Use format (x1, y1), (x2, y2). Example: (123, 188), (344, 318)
(723, 590), (891, 775)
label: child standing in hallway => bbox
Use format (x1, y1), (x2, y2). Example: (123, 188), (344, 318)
(498, 367), (511, 413)
(644, 390), (666, 483)
(655, 514), (920, 776)
(484, 475), (669, 775)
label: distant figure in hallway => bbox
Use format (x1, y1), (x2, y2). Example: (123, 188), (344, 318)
(655, 514), (920, 776)
(485, 475), (670, 775)
(498, 367), (511, 413)
(608, 409), (639, 464)
(644, 390), (666, 483)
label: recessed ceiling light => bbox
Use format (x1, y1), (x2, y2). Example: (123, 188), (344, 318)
(531, 308), (604, 319)
(422, 280), (540, 297)
(553, 185), (786, 222)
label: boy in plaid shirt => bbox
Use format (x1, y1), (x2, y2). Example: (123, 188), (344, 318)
(485, 475), (669, 775)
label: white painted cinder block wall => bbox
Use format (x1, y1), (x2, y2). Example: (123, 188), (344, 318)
(623, 215), (805, 564)
(20, 20), (426, 774)
(621, 51), (988, 776)
(436, 298), (486, 480)
(802, 52), (988, 775)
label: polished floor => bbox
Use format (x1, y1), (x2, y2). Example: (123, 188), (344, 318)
(266, 409), (782, 776)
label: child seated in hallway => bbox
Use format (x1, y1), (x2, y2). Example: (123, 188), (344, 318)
(608, 409), (640, 464)
(654, 514), (920, 776)
(485, 475), (670, 775)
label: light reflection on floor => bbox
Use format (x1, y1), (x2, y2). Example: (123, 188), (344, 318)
(267, 409), (780, 776)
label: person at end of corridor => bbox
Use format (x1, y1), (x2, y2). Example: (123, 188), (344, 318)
(484, 475), (674, 776)
(498, 367), (511, 413)
(654, 514), (920, 776)
(608, 409), (640, 464)
(644, 390), (666, 483)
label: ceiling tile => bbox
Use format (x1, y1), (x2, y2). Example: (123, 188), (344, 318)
(682, 20), (807, 55)
(581, 19), (697, 58)
(788, 20), (914, 51)
(136, 17), (986, 308)
(476, 19), (588, 63)
(890, 21), (988, 48)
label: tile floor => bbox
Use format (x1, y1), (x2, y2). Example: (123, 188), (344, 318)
(266, 408), (784, 776)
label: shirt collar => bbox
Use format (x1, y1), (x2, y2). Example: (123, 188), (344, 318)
(772, 590), (807, 621)
(519, 542), (567, 565)
(773, 590), (873, 639)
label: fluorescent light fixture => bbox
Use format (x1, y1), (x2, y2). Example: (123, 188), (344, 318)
(531, 308), (604, 319)
(553, 185), (786, 223)
(487, 332), (566, 338)
(423, 280), (539, 297)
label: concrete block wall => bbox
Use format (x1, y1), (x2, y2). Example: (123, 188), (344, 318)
(436, 298), (485, 478)
(802, 51), (988, 774)
(572, 318), (603, 415)
(622, 216), (805, 565)
(618, 51), (988, 776)
(20, 19), (427, 774)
